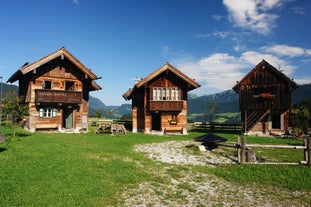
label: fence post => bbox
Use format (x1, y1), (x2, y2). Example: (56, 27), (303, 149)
(237, 135), (241, 163)
(241, 136), (246, 164)
(307, 137), (311, 165)
(304, 138), (308, 164)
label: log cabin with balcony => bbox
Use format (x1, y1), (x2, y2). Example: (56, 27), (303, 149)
(123, 62), (200, 134)
(7, 47), (102, 132)
(232, 60), (298, 136)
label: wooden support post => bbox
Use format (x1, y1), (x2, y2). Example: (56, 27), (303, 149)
(304, 138), (308, 163)
(241, 136), (246, 164)
(307, 138), (311, 166)
(237, 135), (241, 163)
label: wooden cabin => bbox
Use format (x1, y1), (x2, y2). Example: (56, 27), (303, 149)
(232, 60), (298, 136)
(7, 47), (102, 133)
(123, 62), (200, 135)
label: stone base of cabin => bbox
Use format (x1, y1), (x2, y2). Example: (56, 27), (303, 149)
(245, 129), (285, 137)
(131, 127), (187, 135)
(26, 124), (87, 133)
(244, 131), (269, 136)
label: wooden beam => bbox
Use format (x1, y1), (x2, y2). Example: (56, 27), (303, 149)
(246, 144), (306, 149)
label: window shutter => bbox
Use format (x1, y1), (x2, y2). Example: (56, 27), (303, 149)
(39, 108), (44, 117)
(52, 108), (57, 117)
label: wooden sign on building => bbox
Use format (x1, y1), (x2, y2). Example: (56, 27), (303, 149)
(123, 62), (200, 135)
(232, 60), (298, 136)
(7, 47), (102, 132)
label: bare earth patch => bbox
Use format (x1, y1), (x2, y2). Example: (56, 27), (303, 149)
(121, 140), (311, 206)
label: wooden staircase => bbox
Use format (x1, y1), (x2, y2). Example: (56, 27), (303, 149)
(244, 110), (270, 132)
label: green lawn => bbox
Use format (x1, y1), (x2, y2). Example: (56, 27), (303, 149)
(0, 126), (310, 206)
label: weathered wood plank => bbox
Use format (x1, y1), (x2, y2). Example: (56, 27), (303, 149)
(246, 144), (306, 149)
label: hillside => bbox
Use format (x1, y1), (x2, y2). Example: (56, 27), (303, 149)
(188, 90), (239, 114)
(292, 83), (311, 104)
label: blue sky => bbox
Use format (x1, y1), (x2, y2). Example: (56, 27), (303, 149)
(0, 0), (310, 105)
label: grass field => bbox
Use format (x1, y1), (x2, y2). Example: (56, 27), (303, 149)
(0, 125), (310, 206)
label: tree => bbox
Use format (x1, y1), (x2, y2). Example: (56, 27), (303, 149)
(290, 100), (311, 135)
(205, 102), (218, 123)
(105, 109), (113, 117)
(2, 90), (29, 124)
(120, 114), (132, 121)
(94, 109), (103, 119)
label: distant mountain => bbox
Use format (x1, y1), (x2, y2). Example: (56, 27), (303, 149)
(1, 83), (19, 97)
(89, 96), (106, 109)
(186, 90), (239, 123)
(88, 95), (131, 118)
(188, 90), (239, 115)
(292, 83), (311, 104)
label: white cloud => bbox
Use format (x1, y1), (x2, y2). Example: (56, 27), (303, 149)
(172, 41), (311, 94)
(194, 33), (211, 39)
(176, 53), (246, 92)
(73, 0), (80, 5)
(174, 46), (308, 93)
(194, 31), (230, 39)
(161, 45), (170, 58)
(223, 0), (286, 35)
(211, 15), (225, 21)
(212, 31), (229, 39)
(261, 44), (308, 57)
(294, 77), (311, 85)
(291, 7), (305, 15)
(240, 50), (295, 75)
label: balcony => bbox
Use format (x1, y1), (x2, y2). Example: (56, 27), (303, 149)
(35, 89), (82, 104)
(149, 100), (184, 111)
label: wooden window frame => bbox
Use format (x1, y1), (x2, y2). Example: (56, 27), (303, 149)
(42, 80), (53, 90)
(39, 108), (56, 118)
(152, 87), (180, 101)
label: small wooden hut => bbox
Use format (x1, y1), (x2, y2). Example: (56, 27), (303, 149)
(123, 62), (200, 134)
(7, 47), (102, 132)
(232, 60), (298, 136)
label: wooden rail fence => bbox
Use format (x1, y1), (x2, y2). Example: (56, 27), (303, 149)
(193, 123), (241, 132)
(217, 136), (311, 165)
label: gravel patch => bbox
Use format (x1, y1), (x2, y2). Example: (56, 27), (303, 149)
(120, 140), (311, 206)
(133, 140), (235, 166)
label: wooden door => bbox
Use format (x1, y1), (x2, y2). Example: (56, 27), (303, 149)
(152, 113), (161, 131)
(64, 108), (73, 129)
(272, 113), (281, 129)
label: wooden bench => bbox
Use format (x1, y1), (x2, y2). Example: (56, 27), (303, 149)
(35, 123), (58, 129)
(111, 124), (127, 134)
(164, 126), (183, 134)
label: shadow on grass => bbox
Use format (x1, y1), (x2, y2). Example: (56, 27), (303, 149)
(0, 148), (7, 153)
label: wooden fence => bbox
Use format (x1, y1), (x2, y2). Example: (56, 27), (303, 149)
(192, 122), (241, 133)
(223, 136), (311, 165)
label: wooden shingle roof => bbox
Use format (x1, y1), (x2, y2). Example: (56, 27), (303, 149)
(232, 59), (298, 93)
(7, 47), (101, 90)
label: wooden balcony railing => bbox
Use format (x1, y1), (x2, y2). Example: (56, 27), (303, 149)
(35, 89), (82, 104)
(149, 100), (184, 111)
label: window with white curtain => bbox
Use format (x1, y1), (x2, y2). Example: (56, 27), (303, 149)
(152, 87), (180, 101)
